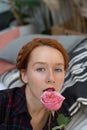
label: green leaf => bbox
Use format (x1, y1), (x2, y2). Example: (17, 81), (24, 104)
(52, 124), (65, 130)
(57, 113), (70, 126)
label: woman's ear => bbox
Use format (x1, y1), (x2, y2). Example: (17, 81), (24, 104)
(20, 70), (28, 84)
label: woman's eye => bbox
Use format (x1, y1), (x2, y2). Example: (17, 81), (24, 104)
(54, 68), (62, 72)
(36, 68), (45, 72)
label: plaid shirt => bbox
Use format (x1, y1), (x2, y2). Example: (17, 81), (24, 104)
(0, 86), (59, 130)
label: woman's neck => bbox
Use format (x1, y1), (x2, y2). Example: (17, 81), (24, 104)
(25, 86), (50, 130)
(25, 86), (43, 113)
(30, 109), (50, 130)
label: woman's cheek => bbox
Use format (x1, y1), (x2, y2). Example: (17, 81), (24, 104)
(56, 75), (65, 90)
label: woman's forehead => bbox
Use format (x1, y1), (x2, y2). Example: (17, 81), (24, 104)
(28, 46), (64, 64)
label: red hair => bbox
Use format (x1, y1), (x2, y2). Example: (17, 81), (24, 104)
(16, 38), (69, 71)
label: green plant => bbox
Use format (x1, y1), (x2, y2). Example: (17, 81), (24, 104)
(8, 0), (41, 25)
(1, 0), (52, 34)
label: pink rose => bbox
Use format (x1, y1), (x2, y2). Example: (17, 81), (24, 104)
(41, 91), (65, 111)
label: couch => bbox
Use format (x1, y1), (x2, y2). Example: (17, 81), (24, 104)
(0, 34), (87, 130)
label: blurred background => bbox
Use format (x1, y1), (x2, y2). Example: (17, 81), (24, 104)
(0, 0), (87, 35)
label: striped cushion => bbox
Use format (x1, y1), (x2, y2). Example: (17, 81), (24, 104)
(0, 69), (24, 89)
(62, 38), (87, 116)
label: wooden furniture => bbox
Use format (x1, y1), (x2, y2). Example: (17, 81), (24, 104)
(51, 25), (87, 37)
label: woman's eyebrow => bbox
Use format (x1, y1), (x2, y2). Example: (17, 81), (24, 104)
(55, 63), (64, 66)
(32, 62), (64, 66)
(32, 62), (46, 66)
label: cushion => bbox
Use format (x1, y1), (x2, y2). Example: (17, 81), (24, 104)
(65, 105), (87, 130)
(0, 58), (16, 75)
(0, 82), (6, 90)
(0, 27), (20, 50)
(0, 68), (24, 89)
(62, 38), (87, 116)
(0, 34), (84, 63)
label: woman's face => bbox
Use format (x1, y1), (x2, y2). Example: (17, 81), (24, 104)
(21, 46), (65, 102)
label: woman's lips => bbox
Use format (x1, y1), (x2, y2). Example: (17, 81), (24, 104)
(43, 87), (55, 92)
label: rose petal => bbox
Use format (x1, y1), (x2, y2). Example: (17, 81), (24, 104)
(41, 91), (65, 111)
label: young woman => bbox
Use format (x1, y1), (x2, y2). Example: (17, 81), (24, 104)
(0, 38), (69, 130)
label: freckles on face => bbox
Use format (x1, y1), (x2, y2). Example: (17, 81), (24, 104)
(22, 46), (65, 100)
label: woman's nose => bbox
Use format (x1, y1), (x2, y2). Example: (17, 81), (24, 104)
(46, 70), (55, 83)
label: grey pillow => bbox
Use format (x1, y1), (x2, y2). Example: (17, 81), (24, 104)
(65, 105), (87, 130)
(0, 69), (24, 89)
(0, 34), (84, 63)
(0, 82), (6, 90)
